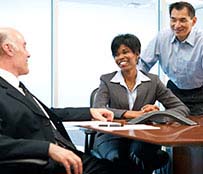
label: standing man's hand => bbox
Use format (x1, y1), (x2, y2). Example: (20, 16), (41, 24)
(90, 108), (114, 122)
(48, 143), (82, 174)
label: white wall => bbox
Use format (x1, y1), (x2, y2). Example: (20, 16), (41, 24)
(0, 0), (51, 105)
(57, 1), (157, 107)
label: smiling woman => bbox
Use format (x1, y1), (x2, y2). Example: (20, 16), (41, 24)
(92, 33), (189, 174)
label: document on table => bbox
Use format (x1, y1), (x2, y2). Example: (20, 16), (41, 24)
(63, 121), (160, 130)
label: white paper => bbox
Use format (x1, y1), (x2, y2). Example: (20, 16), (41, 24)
(63, 120), (121, 128)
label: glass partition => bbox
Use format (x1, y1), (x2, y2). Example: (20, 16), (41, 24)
(196, 6), (203, 29)
(57, 0), (158, 107)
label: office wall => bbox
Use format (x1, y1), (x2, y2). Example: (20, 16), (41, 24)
(0, 0), (51, 105)
(57, 1), (158, 107)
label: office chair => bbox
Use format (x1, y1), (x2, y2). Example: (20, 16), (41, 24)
(84, 88), (100, 156)
(0, 158), (48, 174)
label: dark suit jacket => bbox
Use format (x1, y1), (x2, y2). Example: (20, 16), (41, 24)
(0, 77), (91, 161)
(93, 71), (190, 145)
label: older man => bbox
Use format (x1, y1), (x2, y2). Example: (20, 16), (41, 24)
(0, 27), (126, 174)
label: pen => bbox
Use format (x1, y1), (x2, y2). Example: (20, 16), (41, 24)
(98, 124), (122, 127)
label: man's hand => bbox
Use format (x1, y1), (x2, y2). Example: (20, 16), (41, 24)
(90, 108), (114, 122)
(48, 143), (82, 174)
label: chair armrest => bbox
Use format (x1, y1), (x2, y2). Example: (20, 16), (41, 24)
(0, 158), (48, 174)
(0, 158), (48, 166)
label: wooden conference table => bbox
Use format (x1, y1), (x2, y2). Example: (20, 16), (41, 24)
(82, 116), (203, 174)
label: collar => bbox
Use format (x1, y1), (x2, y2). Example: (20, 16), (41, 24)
(171, 28), (195, 47)
(0, 68), (19, 89)
(111, 69), (150, 88)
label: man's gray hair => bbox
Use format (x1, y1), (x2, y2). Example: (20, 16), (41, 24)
(0, 28), (19, 56)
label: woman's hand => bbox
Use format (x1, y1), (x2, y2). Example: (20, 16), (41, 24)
(123, 104), (160, 119)
(141, 104), (160, 113)
(123, 110), (145, 119)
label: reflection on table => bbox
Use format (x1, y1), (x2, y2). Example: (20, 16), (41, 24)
(82, 116), (203, 174)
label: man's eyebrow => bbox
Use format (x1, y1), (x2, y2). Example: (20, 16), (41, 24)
(170, 16), (186, 19)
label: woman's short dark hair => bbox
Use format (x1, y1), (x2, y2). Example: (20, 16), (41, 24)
(169, 1), (195, 18)
(111, 34), (141, 58)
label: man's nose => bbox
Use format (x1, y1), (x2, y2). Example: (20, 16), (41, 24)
(174, 21), (181, 28)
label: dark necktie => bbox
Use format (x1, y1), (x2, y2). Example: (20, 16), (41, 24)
(19, 82), (76, 150)
(19, 82), (42, 111)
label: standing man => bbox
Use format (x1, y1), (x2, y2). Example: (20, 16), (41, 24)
(0, 27), (124, 174)
(139, 1), (203, 115)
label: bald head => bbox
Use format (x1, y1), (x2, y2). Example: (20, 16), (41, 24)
(0, 27), (30, 77)
(0, 28), (22, 56)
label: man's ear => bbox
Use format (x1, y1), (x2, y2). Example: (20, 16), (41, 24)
(1, 43), (15, 57)
(192, 16), (197, 26)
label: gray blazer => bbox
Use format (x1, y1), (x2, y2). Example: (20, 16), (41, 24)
(93, 71), (190, 119)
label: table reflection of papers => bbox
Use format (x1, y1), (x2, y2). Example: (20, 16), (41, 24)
(95, 124), (160, 131)
(63, 121), (159, 131)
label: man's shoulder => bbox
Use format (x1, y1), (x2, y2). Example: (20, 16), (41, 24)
(149, 28), (174, 45)
(193, 28), (203, 39)
(157, 28), (174, 39)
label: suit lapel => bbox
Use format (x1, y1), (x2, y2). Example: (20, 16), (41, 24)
(119, 86), (130, 109)
(0, 77), (75, 150)
(133, 81), (150, 110)
(111, 82), (130, 109)
(8, 89), (45, 116)
(0, 77), (45, 116)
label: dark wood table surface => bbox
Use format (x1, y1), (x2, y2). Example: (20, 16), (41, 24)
(82, 116), (203, 174)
